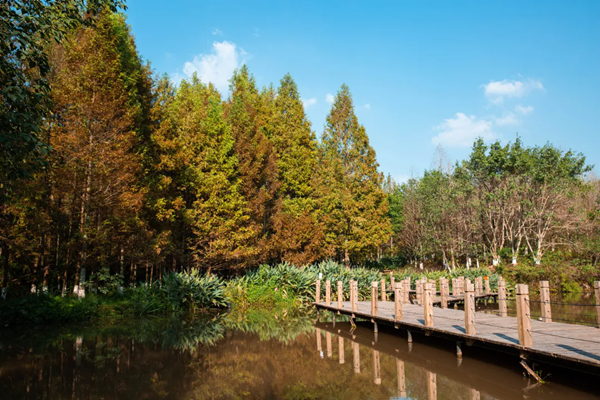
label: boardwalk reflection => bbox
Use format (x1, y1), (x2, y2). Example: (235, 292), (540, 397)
(314, 320), (598, 399)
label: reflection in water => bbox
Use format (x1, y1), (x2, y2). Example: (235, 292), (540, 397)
(0, 313), (598, 399)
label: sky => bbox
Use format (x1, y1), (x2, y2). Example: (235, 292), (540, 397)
(124, 0), (599, 182)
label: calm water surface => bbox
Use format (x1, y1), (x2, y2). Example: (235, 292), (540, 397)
(1, 299), (599, 399)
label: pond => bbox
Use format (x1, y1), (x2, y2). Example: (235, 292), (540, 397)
(0, 305), (598, 399)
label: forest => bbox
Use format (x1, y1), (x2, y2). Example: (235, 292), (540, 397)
(1, 1), (599, 301)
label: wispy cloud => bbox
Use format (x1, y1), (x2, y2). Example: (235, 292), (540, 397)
(325, 93), (334, 104)
(180, 41), (246, 94)
(212, 28), (222, 36)
(252, 28), (260, 37)
(432, 113), (495, 148)
(302, 97), (317, 108)
(495, 113), (519, 126)
(515, 105), (534, 115)
(482, 78), (544, 104)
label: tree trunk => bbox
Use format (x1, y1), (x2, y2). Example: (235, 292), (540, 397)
(1, 245), (9, 298)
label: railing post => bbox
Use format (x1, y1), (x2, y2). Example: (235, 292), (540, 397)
(416, 279), (423, 305)
(316, 279), (321, 303)
(337, 281), (344, 310)
(403, 278), (410, 304)
(352, 281), (358, 312)
(484, 276), (490, 294)
(381, 278), (387, 301)
(390, 272), (395, 288)
(440, 278), (448, 309)
(325, 280), (331, 305)
(540, 280), (552, 323)
(464, 279), (476, 335)
(371, 281), (378, 316)
(394, 282), (403, 321)
(595, 281), (600, 328)
(516, 284), (533, 347)
(424, 282), (434, 327)
(498, 279), (507, 317)
(475, 277), (482, 296)
(452, 278), (457, 297)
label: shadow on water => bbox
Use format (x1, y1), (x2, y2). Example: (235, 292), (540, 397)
(0, 308), (599, 399)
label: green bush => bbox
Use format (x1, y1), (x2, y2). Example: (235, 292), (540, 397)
(161, 270), (227, 312)
(0, 294), (100, 326)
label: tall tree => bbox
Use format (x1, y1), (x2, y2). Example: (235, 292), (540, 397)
(268, 74), (323, 264)
(46, 11), (146, 291)
(225, 66), (279, 265)
(0, 0), (125, 293)
(318, 84), (391, 265)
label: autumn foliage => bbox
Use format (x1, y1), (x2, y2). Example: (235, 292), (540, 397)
(0, 10), (391, 293)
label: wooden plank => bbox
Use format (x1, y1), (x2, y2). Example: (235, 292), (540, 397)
(314, 299), (600, 371)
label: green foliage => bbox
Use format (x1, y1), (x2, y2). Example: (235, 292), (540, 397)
(0, 0), (124, 194)
(318, 84), (391, 264)
(560, 280), (583, 294)
(87, 267), (123, 295)
(0, 294), (100, 325)
(161, 270), (227, 312)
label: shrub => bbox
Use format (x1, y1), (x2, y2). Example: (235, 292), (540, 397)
(161, 270), (227, 312)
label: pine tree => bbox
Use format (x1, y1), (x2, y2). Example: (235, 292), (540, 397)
(318, 84), (391, 265)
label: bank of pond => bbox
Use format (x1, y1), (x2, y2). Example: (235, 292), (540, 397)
(1, 261), (598, 327)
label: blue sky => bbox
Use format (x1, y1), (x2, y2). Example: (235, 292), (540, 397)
(125, 0), (599, 182)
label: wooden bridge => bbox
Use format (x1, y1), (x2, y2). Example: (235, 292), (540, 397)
(313, 277), (600, 378)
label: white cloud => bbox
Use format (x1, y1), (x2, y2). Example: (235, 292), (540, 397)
(432, 113), (495, 148)
(364, 104), (371, 109)
(301, 97), (317, 108)
(495, 113), (519, 126)
(325, 93), (334, 104)
(515, 105), (534, 115)
(181, 41), (245, 94)
(482, 78), (544, 104)
(212, 28), (222, 36)
(253, 28), (260, 37)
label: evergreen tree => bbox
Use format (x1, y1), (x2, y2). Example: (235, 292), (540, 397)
(269, 74), (323, 264)
(318, 84), (391, 265)
(225, 66), (279, 265)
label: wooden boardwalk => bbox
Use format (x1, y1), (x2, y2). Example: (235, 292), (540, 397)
(314, 299), (600, 375)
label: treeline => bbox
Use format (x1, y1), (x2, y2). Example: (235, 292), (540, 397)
(387, 138), (599, 269)
(0, 8), (390, 294)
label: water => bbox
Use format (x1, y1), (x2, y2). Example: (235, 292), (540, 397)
(1, 305), (598, 399)
(478, 291), (599, 327)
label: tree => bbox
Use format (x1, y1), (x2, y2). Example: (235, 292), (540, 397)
(225, 66), (279, 265)
(268, 74), (323, 264)
(318, 84), (391, 265)
(0, 0), (125, 293)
